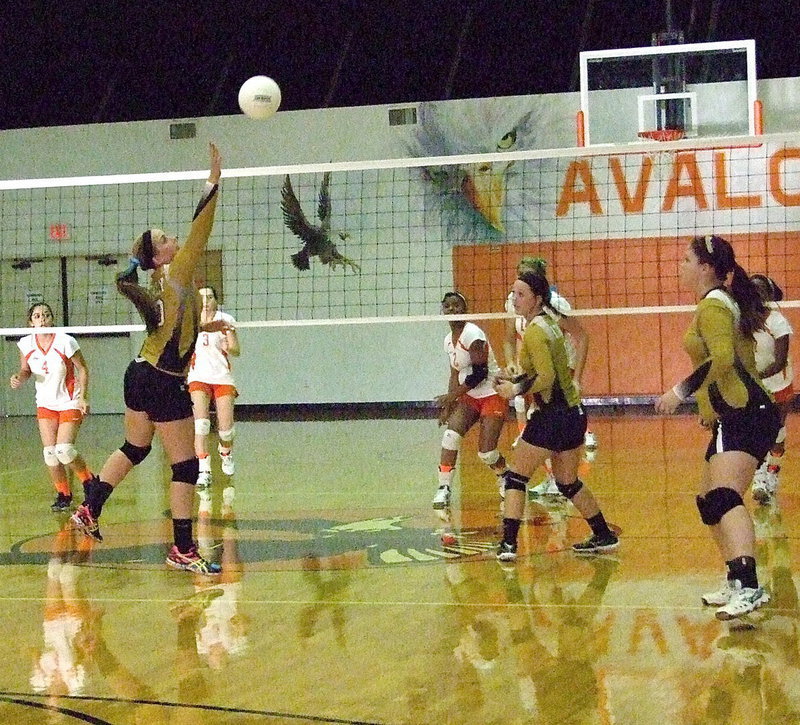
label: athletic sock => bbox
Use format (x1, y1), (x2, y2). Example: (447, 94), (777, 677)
(173, 519), (194, 553)
(502, 517), (521, 545)
(587, 511), (613, 539)
(87, 479), (114, 517)
(727, 556), (758, 590)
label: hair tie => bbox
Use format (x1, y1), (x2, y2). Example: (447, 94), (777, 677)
(704, 235), (714, 255)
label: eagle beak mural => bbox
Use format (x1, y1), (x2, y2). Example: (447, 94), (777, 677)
(405, 99), (549, 241)
(461, 161), (511, 232)
(281, 172), (360, 273)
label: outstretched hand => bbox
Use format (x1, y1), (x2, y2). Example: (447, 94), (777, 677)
(208, 143), (222, 185)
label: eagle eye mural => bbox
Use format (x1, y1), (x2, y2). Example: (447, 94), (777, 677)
(404, 98), (554, 240)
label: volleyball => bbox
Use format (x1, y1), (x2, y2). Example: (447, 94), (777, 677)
(238, 76), (281, 120)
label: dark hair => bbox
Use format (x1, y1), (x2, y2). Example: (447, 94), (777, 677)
(690, 235), (766, 336)
(132, 229), (157, 271)
(749, 274), (783, 302)
(116, 266), (161, 334)
(441, 291), (467, 308)
(517, 270), (553, 311)
(27, 302), (54, 322)
(200, 285), (218, 300)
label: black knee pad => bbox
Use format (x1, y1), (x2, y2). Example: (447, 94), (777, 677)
(503, 470), (530, 493)
(696, 487), (743, 526)
(171, 458), (200, 485)
(120, 440), (152, 466)
(556, 479), (584, 499)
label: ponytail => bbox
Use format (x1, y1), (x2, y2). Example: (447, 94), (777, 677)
(691, 235), (766, 337)
(116, 262), (161, 334)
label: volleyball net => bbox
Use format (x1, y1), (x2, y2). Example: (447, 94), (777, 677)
(1, 132), (800, 402)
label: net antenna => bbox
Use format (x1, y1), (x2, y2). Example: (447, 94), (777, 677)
(577, 39), (759, 147)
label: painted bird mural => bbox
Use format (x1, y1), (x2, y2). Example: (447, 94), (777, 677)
(281, 172), (360, 272)
(405, 96), (567, 242)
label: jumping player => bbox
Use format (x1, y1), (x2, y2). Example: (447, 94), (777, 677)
(71, 143), (223, 574)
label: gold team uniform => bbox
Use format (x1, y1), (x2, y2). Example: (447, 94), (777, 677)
(679, 288), (779, 461)
(122, 182), (219, 422)
(518, 312), (586, 451)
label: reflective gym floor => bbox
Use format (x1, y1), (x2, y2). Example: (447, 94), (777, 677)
(0, 410), (799, 724)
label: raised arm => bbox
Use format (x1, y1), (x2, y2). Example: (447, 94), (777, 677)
(170, 143), (222, 285)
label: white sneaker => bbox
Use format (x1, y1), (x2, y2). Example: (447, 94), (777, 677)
(222, 485), (236, 508)
(701, 579), (734, 606)
(715, 582), (770, 621)
(197, 488), (212, 516)
(751, 462), (771, 504)
(220, 450), (235, 476)
(432, 485), (451, 509)
(584, 431), (598, 449)
(528, 474), (560, 498)
(197, 471), (212, 488)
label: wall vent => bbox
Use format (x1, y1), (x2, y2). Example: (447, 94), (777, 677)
(169, 122), (197, 140)
(388, 107), (417, 127)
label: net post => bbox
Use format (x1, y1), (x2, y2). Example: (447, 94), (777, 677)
(753, 99), (763, 135)
(576, 110), (586, 147)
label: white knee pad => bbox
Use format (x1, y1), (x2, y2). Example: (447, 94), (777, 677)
(195, 418), (211, 436)
(478, 449), (501, 467)
(55, 443), (78, 465)
(218, 427), (235, 442)
(776, 426), (787, 445)
(42, 446), (59, 467)
(441, 429), (462, 451)
(513, 396), (527, 414)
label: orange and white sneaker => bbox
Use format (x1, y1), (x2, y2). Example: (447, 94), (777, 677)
(70, 504), (103, 542)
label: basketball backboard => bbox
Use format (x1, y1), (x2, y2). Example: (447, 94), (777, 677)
(578, 39), (758, 146)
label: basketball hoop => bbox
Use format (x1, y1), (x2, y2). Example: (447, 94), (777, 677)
(638, 129), (684, 178)
(637, 128), (685, 142)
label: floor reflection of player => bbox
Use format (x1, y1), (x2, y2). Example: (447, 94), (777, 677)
(511, 557), (618, 722)
(695, 506), (800, 723)
(30, 526), (95, 706)
(298, 554), (352, 649)
(174, 489), (247, 673)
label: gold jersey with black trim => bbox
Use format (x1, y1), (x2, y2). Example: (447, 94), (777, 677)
(519, 313), (581, 410)
(139, 182), (219, 376)
(683, 289), (772, 423)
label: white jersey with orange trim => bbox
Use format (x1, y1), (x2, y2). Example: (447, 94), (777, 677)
(17, 333), (82, 411)
(505, 289), (576, 369)
(444, 322), (499, 399)
(187, 311), (237, 386)
(754, 308), (794, 393)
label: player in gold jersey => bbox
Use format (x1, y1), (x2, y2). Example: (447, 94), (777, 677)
(71, 143), (224, 574)
(656, 235), (780, 620)
(493, 270), (618, 561)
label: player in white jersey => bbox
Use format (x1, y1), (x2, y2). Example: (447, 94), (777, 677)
(432, 292), (508, 511)
(188, 286), (240, 487)
(750, 274), (794, 503)
(9, 303), (94, 512)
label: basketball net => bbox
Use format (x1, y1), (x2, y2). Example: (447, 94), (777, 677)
(638, 128), (685, 175)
